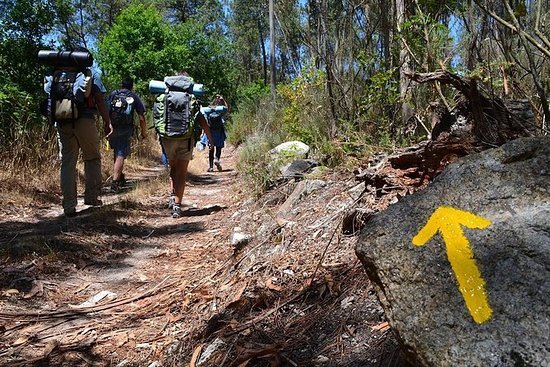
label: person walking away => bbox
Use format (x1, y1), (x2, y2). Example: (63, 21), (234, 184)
(43, 48), (112, 217)
(203, 93), (229, 172)
(106, 77), (147, 192)
(153, 72), (213, 218)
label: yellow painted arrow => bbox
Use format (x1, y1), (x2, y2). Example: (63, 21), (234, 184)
(412, 206), (493, 324)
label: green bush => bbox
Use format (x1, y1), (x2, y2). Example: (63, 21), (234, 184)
(236, 132), (283, 197)
(226, 81), (271, 145)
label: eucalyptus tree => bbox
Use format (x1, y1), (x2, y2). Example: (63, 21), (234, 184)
(470, 0), (549, 124)
(229, 0), (269, 84)
(272, 0), (303, 80)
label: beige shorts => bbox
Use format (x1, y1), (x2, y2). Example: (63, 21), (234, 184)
(161, 137), (194, 161)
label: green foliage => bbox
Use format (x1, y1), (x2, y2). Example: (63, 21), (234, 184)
(0, 0), (65, 170)
(0, 83), (57, 169)
(359, 68), (400, 135)
(278, 67), (329, 146)
(0, 85), (39, 142)
(236, 133), (282, 197)
(0, 0), (58, 42)
(401, 14), (452, 71)
(98, 4), (187, 94)
(174, 20), (237, 101)
(466, 60), (515, 95)
(235, 80), (271, 113)
(226, 81), (270, 145)
(98, 3), (237, 104)
(229, 0), (269, 84)
(416, 0), (463, 17)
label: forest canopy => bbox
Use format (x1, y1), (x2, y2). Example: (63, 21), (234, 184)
(0, 0), (548, 169)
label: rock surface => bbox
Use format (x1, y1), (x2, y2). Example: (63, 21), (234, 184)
(356, 136), (550, 366)
(270, 140), (310, 157)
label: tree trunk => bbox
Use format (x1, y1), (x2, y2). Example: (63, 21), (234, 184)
(396, 0), (414, 126)
(269, 0), (276, 100)
(258, 19), (268, 85)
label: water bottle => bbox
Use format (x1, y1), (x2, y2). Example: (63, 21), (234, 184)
(195, 141), (206, 151)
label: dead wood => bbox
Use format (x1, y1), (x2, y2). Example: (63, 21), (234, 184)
(351, 69), (540, 222)
(406, 69), (539, 146)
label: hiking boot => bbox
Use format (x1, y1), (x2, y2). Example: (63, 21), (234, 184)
(110, 180), (121, 193)
(64, 208), (77, 217)
(84, 198), (103, 206)
(214, 159), (222, 172)
(207, 167), (214, 172)
(168, 196), (175, 210)
(172, 205), (183, 218)
(119, 173), (127, 187)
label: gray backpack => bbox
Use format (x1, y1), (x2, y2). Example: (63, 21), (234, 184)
(153, 76), (193, 138)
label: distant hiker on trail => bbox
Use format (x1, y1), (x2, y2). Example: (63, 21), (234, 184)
(106, 77), (147, 193)
(41, 47), (112, 218)
(152, 71), (213, 218)
(200, 93), (229, 172)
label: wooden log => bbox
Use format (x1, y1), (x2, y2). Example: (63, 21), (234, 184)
(405, 69), (538, 146)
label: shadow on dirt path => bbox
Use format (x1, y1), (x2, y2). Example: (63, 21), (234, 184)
(0, 145), (407, 367)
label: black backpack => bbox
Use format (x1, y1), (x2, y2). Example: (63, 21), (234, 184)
(48, 68), (92, 124)
(109, 90), (135, 127)
(208, 112), (224, 130)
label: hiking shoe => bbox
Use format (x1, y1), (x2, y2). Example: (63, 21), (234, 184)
(214, 159), (222, 172)
(172, 205), (183, 218)
(84, 198), (103, 206)
(207, 167), (214, 172)
(119, 173), (127, 187)
(110, 180), (121, 193)
(168, 196), (175, 210)
(64, 208), (77, 217)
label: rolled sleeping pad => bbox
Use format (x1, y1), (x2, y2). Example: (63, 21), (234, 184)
(37, 50), (93, 68)
(148, 80), (205, 95)
(148, 80), (167, 94)
(201, 105), (228, 115)
(193, 84), (205, 95)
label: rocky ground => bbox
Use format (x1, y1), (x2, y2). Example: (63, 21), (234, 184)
(0, 145), (408, 367)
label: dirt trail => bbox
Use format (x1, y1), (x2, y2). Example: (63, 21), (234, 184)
(0, 146), (242, 365)
(0, 146), (404, 366)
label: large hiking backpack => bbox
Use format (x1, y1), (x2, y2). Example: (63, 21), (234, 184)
(153, 76), (194, 139)
(48, 68), (92, 124)
(109, 90), (135, 127)
(207, 111), (224, 130)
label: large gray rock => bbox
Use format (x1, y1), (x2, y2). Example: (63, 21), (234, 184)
(270, 140), (310, 158)
(356, 136), (549, 367)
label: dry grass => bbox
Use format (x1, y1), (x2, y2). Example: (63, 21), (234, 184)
(0, 128), (164, 208)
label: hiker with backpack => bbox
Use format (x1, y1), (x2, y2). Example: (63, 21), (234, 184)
(199, 93), (229, 172)
(40, 48), (112, 217)
(151, 71), (213, 218)
(106, 77), (147, 192)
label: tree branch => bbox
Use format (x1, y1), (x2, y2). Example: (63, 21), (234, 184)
(473, 0), (550, 59)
